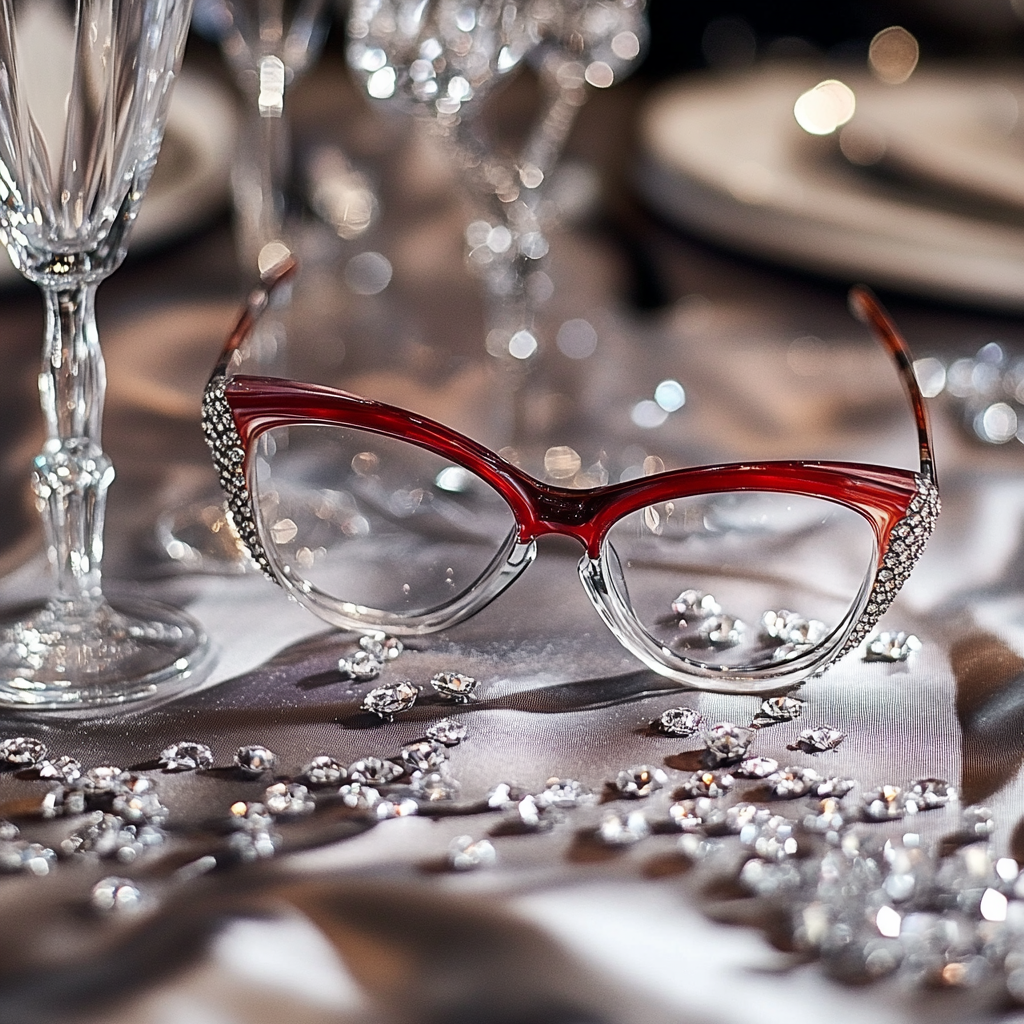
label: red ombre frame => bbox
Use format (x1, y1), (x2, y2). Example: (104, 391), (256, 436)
(203, 259), (939, 694)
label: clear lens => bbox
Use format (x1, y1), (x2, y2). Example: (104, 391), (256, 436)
(250, 424), (517, 619)
(603, 491), (876, 672)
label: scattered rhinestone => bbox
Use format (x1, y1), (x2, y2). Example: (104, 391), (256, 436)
(597, 808), (651, 845)
(301, 755), (347, 787)
(615, 765), (667, 799)
(339, 649), (383, 682)
(235, 745), (277, 778)
(655, 707), (703, 737)
(734, 756), (780, 779)
(788, 726), (846, 754)
(90, 877), (145, 914)
(702, 722), (754, 767)
(764, 766), (824, 799)
(862, 785), (907, 822)
(427, 718), (467, 746)
(35, 756), (82, 784)
(677, 770), (734, 799)
(536, 778), (593, 809)
(752, 696), (804, 727)
(0, 737), (47, 765)
(362, 681), (419, 720)
(360, 633), (403, 661)
(671, 589), (721, 624)
(263, 782), (315, 816)
(699, 614), (745, 648)
(347, 757), (404, 785)
(400, 740), (446, 773)
(863, 631), (923, 663)
(448, 835), (496, 870)
(431, 671), (478, 703)
(159, 742), (214, 772)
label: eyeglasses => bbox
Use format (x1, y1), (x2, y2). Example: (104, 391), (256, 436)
(202, 259), (938, 694)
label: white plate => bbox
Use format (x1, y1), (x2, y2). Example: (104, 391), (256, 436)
(0, 71), (235, 284)
(637, 66), (1024, 311)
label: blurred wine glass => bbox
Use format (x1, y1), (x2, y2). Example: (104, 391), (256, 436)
(0, 0), (210, 708)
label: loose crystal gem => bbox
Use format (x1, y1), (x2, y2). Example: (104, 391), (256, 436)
(400, 740), (446, 773)
(515, 794), (556, 830)
(159, 742), (214, 771)
(671, 589), (721, 623)
(0, 736), (47, 765)
(803, 797), (847, 834)
(337, 782), (382, 811)
(339, 649), (383, 681)
(655, 707), (702, 737)
(677, 770), (734, 799)
(264, 782), (316, 816)
(91, 877), (145, 914)
(228, 829), (278, 861)
(301, 755), (347, 787)
(863, 631), (922, 663)
(760, 610), (826, 647)
(907, 778), (955, 811)
(82, 767), (132, 794)
(359, 633), (403, 661)
(815, 777), (855, 798)
(411, 772), (461, 801)
(961, 805), (995, 837)
(765, 766), (824, 799)
(347, 757), (404, 785)
(41, 786), (86, 818)
(536, 778), (593, 809)
(0, 841), (56, 876)
(229, 801), (275, 833)
(668, 799), (710, 831)
(448, 835), (496, 870)
(598, 808), (651, 845)
(66, 814), (164, 862)
(699, 615), (745, 648)
(376, 797), (419, 819)
(426, 718), (467, 746)
(739, 857), (803, 896)
(111, 790), (169, 825)
(734, 756), (779, 779)
(615, 765), (667, 798)
(752, 696), (804, 727)
(431, 671), (478, 702)
(362, 681), (419, 720)
(36, 756), (83, 784)
(788, 726), (846, 754)
(702, 722), (754, 767)
(862, 785), (906, 821)
(487, 783), (524, 809)
(235, 745), (277, 778)
(0, 821), (17, 841)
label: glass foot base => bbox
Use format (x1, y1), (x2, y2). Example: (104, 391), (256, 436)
(0, 597), (212, 710)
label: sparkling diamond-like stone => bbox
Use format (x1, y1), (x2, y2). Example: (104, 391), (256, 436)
(752, 696), (804, 727)
(907, 778), (955, 812)
(787, 726), (846, 754)
(376, 797), (419, 819)
(400, 740), (446, 772)
(487, 782), (525, 809)
(159, 742), (214, 772)
(227, 829), (278, 861)
(0, 737), (47, 765)
(359, 633), (403, 661)
(514, 794), (556, 831)
(41, 786), (86, 818)
(111, 790), (168, 825)
(431, 671), (478, 702)
(655, 707), (702, 737)
(734, 756), (779, 779)
(448, 835), (496, 870)
(36, 756), (83, 784)
(861, 785), (906, 821)
(815, 777), (855, 798)
(0, 821), (17, 841)
(863, 631), (922, 662)
(739, 856), (802, 896)
(66, 814), (164, 863)
(235, 745), (277, 778)
(760, 610), (826, 647)
(362, 681), (419, 719)
(677, 770), (734, 799)
(229, 801), (275, 832)
(671, 589), (721, 623)
(347, 757), (404, 785)
(598, 808), (651, 845)
(90, 877), (145, 914)
(264, 782), (315, 816)
(702, 722), (754, 767)
(668, 799), (710, 831)
(961, 805), (995, 837)
(82, 767), (131, 794)
(614, 765), (667, 798)
(411, 772), (461, 801)
(0, 841), (56, 875)
(699, 615), (745, 648)
(765, 766), (824, 799)
(339, 649), (384, 681)
(536, 778), (593, 809)
(300, 755), (346, 787)
(337, 782), (382, 811)
(803, 797), (847, 834)
(426, 718), (467, 746)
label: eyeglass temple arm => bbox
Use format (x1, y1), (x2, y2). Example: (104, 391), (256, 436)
(211, 256), (300, 379)
(848, 285), (936, 484)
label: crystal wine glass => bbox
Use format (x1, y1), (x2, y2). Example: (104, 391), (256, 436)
(193, 0), (332, 270)
(0, 0), (210, 708)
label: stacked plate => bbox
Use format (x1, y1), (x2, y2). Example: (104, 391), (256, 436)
(637, 65), (1024, 311)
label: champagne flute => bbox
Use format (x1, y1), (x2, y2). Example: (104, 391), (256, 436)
(0, 0), (210, 708)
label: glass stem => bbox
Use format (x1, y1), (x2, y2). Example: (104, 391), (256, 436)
(33, 283), (113, 617)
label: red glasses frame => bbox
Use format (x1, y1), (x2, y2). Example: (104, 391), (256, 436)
(203, 259), (939, 692)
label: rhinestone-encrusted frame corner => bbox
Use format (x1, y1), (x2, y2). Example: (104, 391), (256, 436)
(201, 376), (275, 581)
